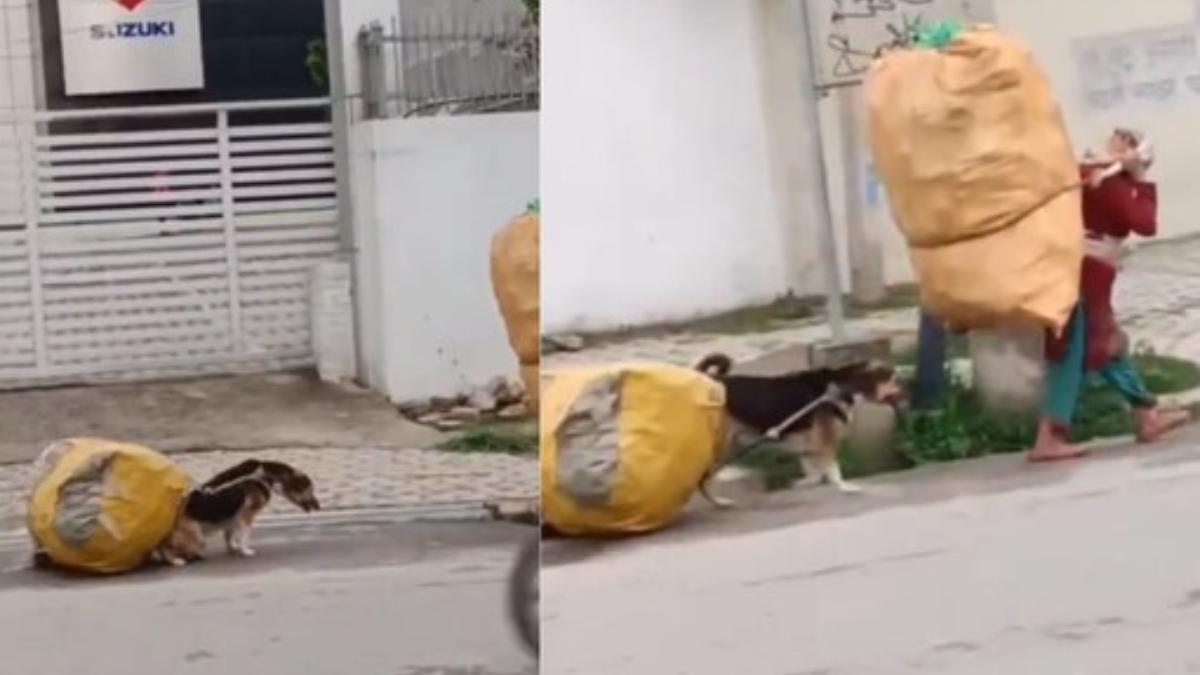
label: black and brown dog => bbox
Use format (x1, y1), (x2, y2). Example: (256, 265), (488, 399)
(171, 459), (321, 561)
(694, 353), (905, 506)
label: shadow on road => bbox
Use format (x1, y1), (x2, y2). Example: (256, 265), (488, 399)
(0, 520), (532, 592)
(543, 426), (1200, 567)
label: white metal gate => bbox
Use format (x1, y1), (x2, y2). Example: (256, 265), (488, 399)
(0, 99), (342, 387)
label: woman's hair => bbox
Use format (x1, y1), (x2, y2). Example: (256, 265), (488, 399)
(1114, 127), (1154, 169)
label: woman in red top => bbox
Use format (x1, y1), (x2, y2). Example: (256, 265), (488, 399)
(1030, 128), (1190, 462)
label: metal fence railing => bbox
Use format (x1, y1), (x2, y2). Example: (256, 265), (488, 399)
(358, 10), (539, 120)
(0, 99), (339, 386)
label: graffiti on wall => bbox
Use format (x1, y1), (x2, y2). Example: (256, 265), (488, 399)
(1073, 24), (1199, 112)
(810, 0), (994, 88)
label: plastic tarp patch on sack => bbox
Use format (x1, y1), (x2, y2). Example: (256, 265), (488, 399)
(541, 363), (727, 536)
(27, 438), (192, 575)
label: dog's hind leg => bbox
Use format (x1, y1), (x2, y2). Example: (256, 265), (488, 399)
(698, 470), (736, 509)
(227, 522), (256, 557)
(786, 436), (823, 489)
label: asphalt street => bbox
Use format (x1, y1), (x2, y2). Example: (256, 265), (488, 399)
(0, 519), (536, 675)
(541, 432), (1200, 675)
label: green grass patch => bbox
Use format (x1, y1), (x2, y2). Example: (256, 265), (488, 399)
(575, 286), (924, 347)
(898, 349), (1200, 465)
(437, 421), (537, 455)
(847, 284), (922, 315)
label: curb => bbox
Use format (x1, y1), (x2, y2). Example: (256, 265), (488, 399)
(0, 500), (537, 554)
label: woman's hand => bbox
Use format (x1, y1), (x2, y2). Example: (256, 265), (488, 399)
(1113, 146), (1149, 179)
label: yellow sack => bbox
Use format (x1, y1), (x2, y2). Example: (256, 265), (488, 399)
(541, 363), (727, 536)
(27, 438), (192, 575)
(490, 207), (540, 366)
(866, 27), (1082, 331)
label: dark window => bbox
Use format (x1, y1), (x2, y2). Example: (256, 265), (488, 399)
(38, 0), (327, 113)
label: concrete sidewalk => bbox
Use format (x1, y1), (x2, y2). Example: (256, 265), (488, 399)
(0, 445), (538, 534)
(0, 372), (540, 534)
(0, 371), (445, 465)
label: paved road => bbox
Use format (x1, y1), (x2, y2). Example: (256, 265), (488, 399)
(0, 520), (536, 675)
(542, 433), (1200, 675)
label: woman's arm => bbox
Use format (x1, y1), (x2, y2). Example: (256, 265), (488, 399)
(1087, 174), (1158, 238)
(1115, 180), (1158, 237)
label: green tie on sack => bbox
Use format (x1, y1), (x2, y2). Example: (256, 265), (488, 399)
(911, 20), (963, 50)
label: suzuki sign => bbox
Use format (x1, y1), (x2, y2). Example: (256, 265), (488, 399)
(59, 0), (204, 95)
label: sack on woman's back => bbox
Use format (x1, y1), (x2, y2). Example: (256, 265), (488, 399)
(909, 188), (1082, 332)
(866, 27), (1083, 332)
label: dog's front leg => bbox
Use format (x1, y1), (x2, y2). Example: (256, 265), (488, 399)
(825, 462), (863, 494)
(795, 455), (825, 488)
(156, 548), (187, 567)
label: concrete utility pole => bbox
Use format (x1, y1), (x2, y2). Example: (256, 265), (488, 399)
(796, 0), (847, 343)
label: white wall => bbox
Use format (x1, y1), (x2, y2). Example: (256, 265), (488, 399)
(350, 112), (538, 403)
(542, 0), (1200, 334)
(998, 0), (1199, 240)
(0, 0), (40, 113)
(827, 0), (1200, 287)
(540, 0), (827, 334)
(326, 0), (525, 121)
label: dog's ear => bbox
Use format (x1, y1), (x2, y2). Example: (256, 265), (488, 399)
(695, 353), (733, 378)
(866, 361), (896, 380)
(281, 472), (321, 512)
(842, 361), (895, 393)
(830, 360), (870, 376)
(856, 361), (906, 403)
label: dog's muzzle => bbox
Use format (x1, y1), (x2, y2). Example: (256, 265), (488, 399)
(877, 387), (909, 411)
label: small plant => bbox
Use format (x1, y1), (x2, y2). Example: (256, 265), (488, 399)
(896, 349), (1200, 465)
(517, 0), (538, 21)
(305, 39), (329, 91)
(893, 375), (1036, 465)
(439, 425), (537, 455)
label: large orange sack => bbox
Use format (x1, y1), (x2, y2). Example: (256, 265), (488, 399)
(909, 189), (1081, 330)
(490, 203), (540, 406)
(866, 27), (1083, 331)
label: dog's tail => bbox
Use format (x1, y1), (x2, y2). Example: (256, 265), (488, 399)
(695, 352), (733, 379)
